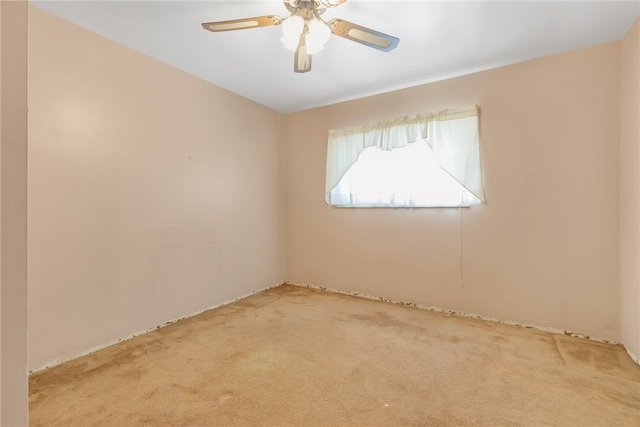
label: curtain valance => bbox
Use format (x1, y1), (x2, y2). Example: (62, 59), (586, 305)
(325, 105), (484, 204)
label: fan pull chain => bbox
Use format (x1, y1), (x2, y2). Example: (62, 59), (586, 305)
(459, 194), (464, 288)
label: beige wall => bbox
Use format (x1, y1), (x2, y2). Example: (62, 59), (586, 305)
(28, 8), (286, 371)
(286, 41), (621, 341)
(1, 0), (29, 424)
(27, 5), (635, 376)
(620, 18), (640, 361)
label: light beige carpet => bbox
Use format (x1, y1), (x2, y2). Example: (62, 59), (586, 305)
(30, 285), (640, 426)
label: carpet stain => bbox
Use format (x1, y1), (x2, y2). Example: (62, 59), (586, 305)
(448, 335), (461, 344)
(29, 285), (640, 427)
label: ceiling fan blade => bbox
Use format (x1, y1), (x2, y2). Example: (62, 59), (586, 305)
(294, 33), (312, 73)
(328, 18), (399, 52)
(201, 15), (282, 32)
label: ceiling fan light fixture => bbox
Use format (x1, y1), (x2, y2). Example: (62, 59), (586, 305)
(202, 0), (400, 73)
(280, 15), (304, 51)
(281, 15), (330, 55)
(306, 18), (331, 54)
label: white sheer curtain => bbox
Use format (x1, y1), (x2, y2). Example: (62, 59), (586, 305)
(330, 141), (480, 207)
(325, 106), (485, 204)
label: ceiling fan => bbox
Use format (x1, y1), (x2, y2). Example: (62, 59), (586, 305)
(201, 0), (399, 73)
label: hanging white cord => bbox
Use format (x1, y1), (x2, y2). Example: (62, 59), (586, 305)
(459, 192), (465, 288)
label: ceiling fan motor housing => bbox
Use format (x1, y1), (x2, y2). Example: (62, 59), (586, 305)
(284, 0), (329, 17)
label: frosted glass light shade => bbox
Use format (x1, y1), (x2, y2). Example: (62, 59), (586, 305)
(306, 19), (331, 54)
(280, 16), (304, 51)
(281, 16), (331, 54)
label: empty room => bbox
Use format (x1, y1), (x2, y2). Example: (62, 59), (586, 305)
(1, 0), (639, 425)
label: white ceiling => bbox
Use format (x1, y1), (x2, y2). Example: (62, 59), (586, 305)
(33, 1), (639, 113)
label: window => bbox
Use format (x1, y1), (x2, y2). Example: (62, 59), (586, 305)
(330, 140), (480, 207)
(325, 106), (485, 208)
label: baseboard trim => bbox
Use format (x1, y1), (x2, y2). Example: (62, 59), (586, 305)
(29, 281), (284, 375)
(285, 281), (622, 347)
